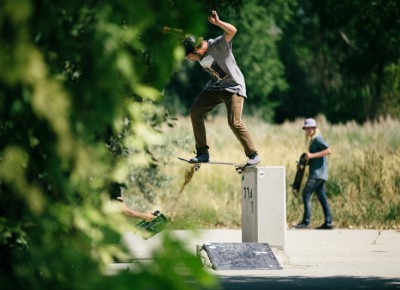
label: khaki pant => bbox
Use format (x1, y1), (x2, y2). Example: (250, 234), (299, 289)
(189, 90), (257, 157)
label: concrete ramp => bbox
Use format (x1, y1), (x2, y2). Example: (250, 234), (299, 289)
(201, 242), (282, 270)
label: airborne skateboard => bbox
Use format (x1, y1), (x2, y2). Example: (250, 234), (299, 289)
(291, 153), (308, 197)
(177, 157), (250, 174)
(135, 210), (168, 240)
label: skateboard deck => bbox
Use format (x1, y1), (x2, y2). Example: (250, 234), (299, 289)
(291, 153), (308, 197)
(135, 210), (168, 240)
(177, 157), (250, 174)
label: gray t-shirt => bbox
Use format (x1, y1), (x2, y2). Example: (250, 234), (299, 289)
(308, 135), (329, 181)
(198, 35), (247, 98)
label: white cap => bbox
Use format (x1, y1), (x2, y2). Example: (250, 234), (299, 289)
(302, 118), (317, 129)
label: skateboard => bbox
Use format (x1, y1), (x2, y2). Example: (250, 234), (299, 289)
(135, 210), (168, 240)
(291, 153), (308, 197)
(177, 157), (250, 174)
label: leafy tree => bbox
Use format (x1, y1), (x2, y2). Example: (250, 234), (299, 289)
(165, 0), (291, 121)
(0, 0), (216, 289)
(227, 0), (290, 121)
(316, 0), (400, 121)
(275, 0), (400, 123)
(166, 0), (400, 123)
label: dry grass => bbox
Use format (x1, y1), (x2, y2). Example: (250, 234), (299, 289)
(131, 114), (400, 230)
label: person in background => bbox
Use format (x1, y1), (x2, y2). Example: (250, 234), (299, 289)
(109, 182), (155, 222)
(182, 10), (260, 166)
(294, 118), (333, 230)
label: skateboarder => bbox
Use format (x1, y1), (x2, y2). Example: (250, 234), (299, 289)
(294, 118), (333, 230)
(182, 10), (260, 166)
(109, 182), (155, 222)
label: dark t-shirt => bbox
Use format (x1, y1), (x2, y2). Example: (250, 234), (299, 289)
(308, 135), (329, 181)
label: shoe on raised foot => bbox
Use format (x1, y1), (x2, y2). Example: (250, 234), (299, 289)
(246, 153), (260, 166)
(316, 223), (334, 230)
(294, 222), (311, 229)
(189, 153), (209, 163)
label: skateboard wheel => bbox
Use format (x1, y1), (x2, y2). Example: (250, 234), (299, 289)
(194, 165), (200, 171)
(237, 169), (242, 174)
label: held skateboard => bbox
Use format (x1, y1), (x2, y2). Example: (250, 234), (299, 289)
(135, 210), (168, 240)
(177, 157), (250, 174)
(291, 153), (308, 197)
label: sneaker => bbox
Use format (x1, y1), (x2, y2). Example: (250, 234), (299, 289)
(189, 152), (209, 163)
(316, 223), (334, 230)
(246, 153), (260, 166)
(294, 222), (311, 229)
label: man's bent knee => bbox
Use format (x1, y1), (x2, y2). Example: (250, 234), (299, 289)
(228, 119), (245, 130)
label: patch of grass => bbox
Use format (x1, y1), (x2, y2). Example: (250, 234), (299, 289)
(128, 115), (400, 230)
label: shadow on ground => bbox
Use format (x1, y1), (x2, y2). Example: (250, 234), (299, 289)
(216, 276), (400, 290)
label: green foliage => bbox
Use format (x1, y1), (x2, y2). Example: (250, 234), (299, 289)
(0, 0), (217, 289)
(275, 0), (400, 123)
(164, 0), (400, 123)
(228, 0), (289, 121)
(1, 0), (399, 287)
(165, 0), (292, 122)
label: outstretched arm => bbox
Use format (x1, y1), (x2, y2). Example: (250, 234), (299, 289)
(121, 204), (155, 221)
(117, 197), (155, 221)
(208, 10), (237, 42)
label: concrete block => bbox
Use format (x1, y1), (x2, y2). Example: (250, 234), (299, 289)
(241, 166), (286, 250)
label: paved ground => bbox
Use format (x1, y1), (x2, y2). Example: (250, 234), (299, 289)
(110, 229), (400, 289)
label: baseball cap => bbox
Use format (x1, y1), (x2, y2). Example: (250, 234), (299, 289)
(182, 34), (203, 56)
(302, 118), (317, 129)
